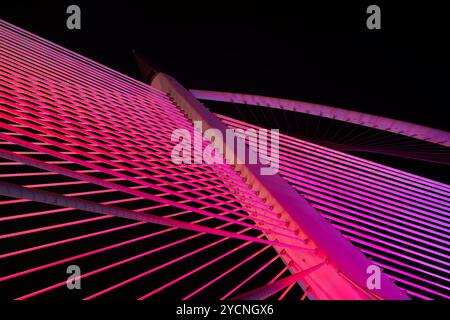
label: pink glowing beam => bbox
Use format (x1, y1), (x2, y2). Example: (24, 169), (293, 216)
(0, 181), (311, 251)
(0, 172), (242, 223)
(268, 266), (290, 284)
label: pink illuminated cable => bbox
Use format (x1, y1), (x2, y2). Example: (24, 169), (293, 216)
(15, 233), (203, 300)
(0, 70), (256, 196)
(311, 199), (449, 253)
(383, 274), (436, 300)
(0, 30), (312, 300)
(1, 226), (177, 283)
(227, 122), (450, 265)
(180, 246), (273, 300)
(320, 214), (450, 269)
(0, 30), (160, 100)
(276, 157), (449, 222)
(0, 67), (187, 141)
(316, 205), (449, 257)
(84, 220), (253, 300)
(1, 209), (235, 281)
(0, 28), (166, 101)
(371, 261), (450, 299)
(0, 94), (278, 234)
(0, 181), (309, 252)
(142, 243), (271, 300)
(0, 170), (242, 224)
(268, 266), (290, 284)
(278, 283), (296, 300)
(336, 229), (449, 274)
(358, 248), (450, 285)
(0, 198), (233, 259)
(0, 221), (144, 259)
(221, 254), (283, 300)
(0, 182), (235, 222)
(0, 27), (172, 124)
(300, 288), (310, 300)
(356, 250), (450, 298)
(273, 146), (449, 211)
(231, 262), (325, 300)
(0, 215), (110, 240)
(0, 145), (300, 242)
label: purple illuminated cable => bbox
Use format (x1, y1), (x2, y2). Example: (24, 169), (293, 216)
(192, 90), (450, 148)
(219, 115), (450, 193)
(216, 114), (450, 299)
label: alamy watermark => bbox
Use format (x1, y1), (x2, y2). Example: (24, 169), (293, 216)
(366, 5), (381, 30)
(366, 264), (381, 289)
(66, 264), (81, 289)
(66, 5), (81, 30)
(171, 121), (280, 176)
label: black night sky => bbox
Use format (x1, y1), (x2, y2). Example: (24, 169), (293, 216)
(1, 1), (449, 131)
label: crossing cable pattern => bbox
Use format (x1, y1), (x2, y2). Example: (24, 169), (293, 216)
(0, 19), (310, 300)
(218, 114), (450, 300)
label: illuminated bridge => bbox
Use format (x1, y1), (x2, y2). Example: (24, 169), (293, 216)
(0, 19), (448, 300)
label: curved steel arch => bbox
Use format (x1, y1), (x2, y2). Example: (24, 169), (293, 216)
(191, 90), (450, 147)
